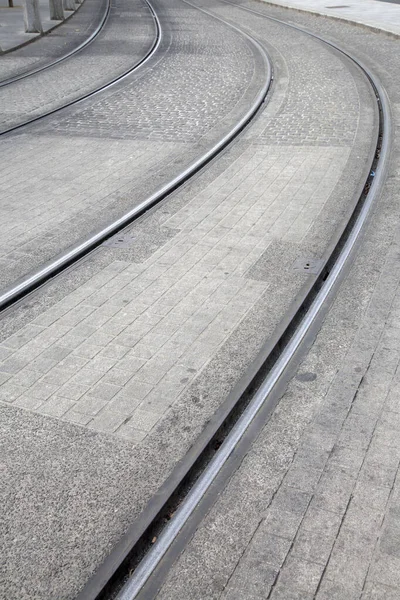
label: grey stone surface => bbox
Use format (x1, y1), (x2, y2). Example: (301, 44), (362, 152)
(0, 1), (384, 599)
(0, 0), (374, 445)
(0, 0), (156, 130)
(260, 0), (400, 36)
(0, 143), (365, 440)
(0, 405), (160, 600)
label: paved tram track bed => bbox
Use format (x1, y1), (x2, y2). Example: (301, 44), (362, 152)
(148, 3), (400, 600)
(0, 0), (264, 289)
(0, 1), (380, 599)
(0, 0), (156, 130)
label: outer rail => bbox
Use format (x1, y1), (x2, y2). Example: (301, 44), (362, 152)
(85, 3), (390, 600)
(0, 0), (111, 88)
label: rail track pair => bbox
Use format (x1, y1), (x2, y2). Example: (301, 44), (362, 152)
(0, 0), (391, 597)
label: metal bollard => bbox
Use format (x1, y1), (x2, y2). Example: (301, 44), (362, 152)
(23, 0), (43, 33)
(49, 0), (64, 20)
(63, 0), (76, 10)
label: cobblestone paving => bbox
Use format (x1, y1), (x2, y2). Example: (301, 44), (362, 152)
(0, 0), (155, 131)
(196, 0), (360, 147)
(0, 0), (108, 82)
(50, 20), (254, 142)
(0, 0), (263, 287)
(257, 44), (358, 146)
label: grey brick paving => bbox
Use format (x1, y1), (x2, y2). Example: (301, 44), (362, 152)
(1, 0), (372, 446)
(0, 0), (371, 442)
(0, 146), (354, 439)
(154, 199), (400, 600)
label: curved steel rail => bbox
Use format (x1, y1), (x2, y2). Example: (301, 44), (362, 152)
(0, 0), (111, 88)
(0, 10), (272, 311)
(101, 4), (390, 600)
(0, 0), (161, 136)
